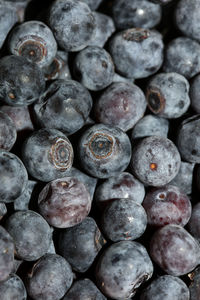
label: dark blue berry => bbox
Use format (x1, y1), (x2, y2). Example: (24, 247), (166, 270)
(0, 273), (27, 300)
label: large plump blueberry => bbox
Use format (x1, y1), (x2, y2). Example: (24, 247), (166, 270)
(163, 37), (200, 79)
(131, 136), (181, 187)
(189, 266), (200, 300)
(0, 226), (14, 282)
(22, 128), (74, 182)
(0, 273), (27, 300)
(96, 241), (153, 299)
(94, 82), (146, 131)
(188, 202), (200, 242)
(80, 0), (102, 10)
(48, 0), (96, 52)
(8, 21), (57, 68)
(109, 28), (164, 79)
(26, 254), (73, 300)
(140, 275), (190, 300)
(0, 111), (16, 151)
(0, 150), (28, 203)
(146, 72), (190, 118)
(112, 0), (161, 30)
(190, 74), (200, 113)
(0, 55), (46, 106)
(150, 224), (200, 276)
(58, 217), (105, 272)
(38, 177), (91, 228)
(34, 79), (92, 135)
(78, 124), (132, 179)
(5, 210), (52, 261)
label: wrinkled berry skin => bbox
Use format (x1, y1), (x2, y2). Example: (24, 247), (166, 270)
(0, 111), (16, 151)
(163, 37), (200, 79)
(78, 124), (132, 179)
(22, 128), (74, 182)
(146, 72), (190, 119)
(96, 241), (153, 299)
(0, 226), (14, 282)
(80, 0), (102, 10)
(5, 210), (52, 261)
(143, 185), (191, 227)
(177, 115), (200, 163)
(0, 274), (27, 300)
(109, 28), (164, 79)
(140, 275), (190, 300)
(112, 0), (161, 30)
(95, 172), (145, 209)
(102, 199), (147, 241)
(34, 79), (92, 135)
(131, 115), (169, 140)
(63, 278), (106, 300)
(0, 150), (28, 203)
(38, 177), (91, 228)
(188, 202), (200, 242)
(8, 21), (57, 68)
(0, 55), (46, 106)
(150, 224), (200, 276)
(49, 0), (96, 52)
(189, 266), (200, 300)
(131, 136), (181, 187)
(26, 254), (73, 300)
(94, 82), (146, 131)
(58, 217), (105, 272)
(190, 74), (200, 113)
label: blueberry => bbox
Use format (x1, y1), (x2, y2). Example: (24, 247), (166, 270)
(146, 72), (190, 118)
(22, 128), (74, 182)
(190, 74), (200, 113)
(74, 46), (115, 91)
(0, 226), (14, 282)
(0, 55), (46, 106)
(49, 0), (96, 52)
(150, 224), (200, 276)
(78, 124), (132, 179)
(5, 210), (52, 261)
(131, 114), (169, 140)
(8, 21), (57, 68)
(38, 177), (91, 228)
(0, 273), (27, 300)
(26, 254), (73, 300)
(58, 217), (106, 272)
(188, 202), (200, 242)
(34, 79), (92, 135)
(163, 37), (200, 79)
(14, 180), (37, 211)
(112, 0), (161, 30)
(96, 241), (153, 299)
(80, 0), (103, 10)
(0, 111), (16, 151)
(0, 203), (7, 221)
(189, 266), (200, 300)
(109, 28), (164, 79)
(131, 136), (181, 186)
(94, 82), (146, 131)
(140, 275), (190, 300)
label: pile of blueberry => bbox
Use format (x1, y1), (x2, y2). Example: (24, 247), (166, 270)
(0, 0), (200, 299)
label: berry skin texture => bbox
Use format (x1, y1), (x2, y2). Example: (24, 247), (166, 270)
(143, 185), (192, 227)
(146, 72), (190, 119)
(80, 0), (102, 10)
(78, 124), (132, 179)
(150, 224), (200, 276)
(26, 254), (73, 300)
(0, 111), (17, 151)
(96, 241), (153, 299)
(189, 266), (200, 300)
(94, 82), (147, 132)
(0, 203), (7, 221)
(190, 74), (200, 113)
(0, 226), (14, 282)
(0, 274), (27, 300)
(38, 177), (91, 228)
(109, 28), (164, 79)
(188, 202), (200, 242)
(22, 128), (74, 182)
(131, 136), (181, 187)
(49, 0), (96, 52)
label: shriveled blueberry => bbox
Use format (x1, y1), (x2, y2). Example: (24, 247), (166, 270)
(0, 274), (27, 300)
(131, 136), (181, 186)
(94, 82), (146, 131)
(26, 254), (73, 300)
(96, 241), (153, 299)
(188, 202), (200, 242)
(146, 72), (190, 118)
(109, 28), (164, 79)
(0, 55), (46, 106)
(0, 111), (16, 151)
(190, 74), (200, 113)
(14, 180), (37, 211)
(5, 210), (52, 261)
(38, 177), (91, 228)
(0, 150), (28, 203)
(189, 266), (200, 300)
(49, 0), (96, 52)
(22, 128), (74, 182)
(150, 224), (200, 276)
(34, 79), (92, 135)
(58, 217), (105, 272)
(80, 0), (102, 10)
(78, 124), (132, 179)
(140, 275), (190, 300)
(0, 226), (14, 282)
(0, 203), (7, 221)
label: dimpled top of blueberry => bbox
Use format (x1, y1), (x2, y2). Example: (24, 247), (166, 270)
(0, 273), (27, 300)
